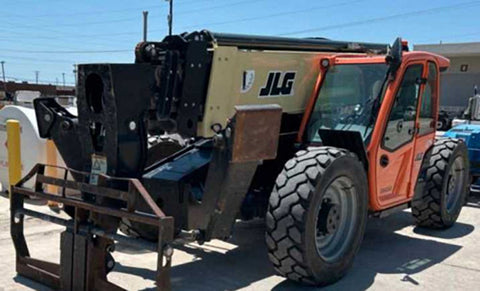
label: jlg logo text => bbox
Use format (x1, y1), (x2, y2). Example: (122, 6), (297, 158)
(259, 71), (296, 98)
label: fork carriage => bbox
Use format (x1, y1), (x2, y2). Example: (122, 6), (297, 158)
(10, 164), (174, 290)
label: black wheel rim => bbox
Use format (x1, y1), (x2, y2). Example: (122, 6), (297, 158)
(315, 176), (358, 262)
(445, 156), (465, 213)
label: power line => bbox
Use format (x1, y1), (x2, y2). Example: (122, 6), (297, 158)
(0, 37), (117, 52)
(417, 31), (480, 44)
(2, 1), (478, 59)
(1, 6), (164, 45)
(279, 0), (480, 36)
(4, 0), (268, 32)
(0, 24), (122, 48)
(0, 0), (270, 46)
(37, 16), (140, 28)
(0, 1), (266, 43)
(176, 0), (365, 31)
(176, 0), (268, 15)
(3, 4), (160, 19)
(0, 54), (77, 64)
(1, 0), (474, 55)
(1, 61), (68, 67)
(2, 0), (229, 20)
(0, 49), (131, 54)
(43, 0), (357, 39)
(5, 75), (75, 85)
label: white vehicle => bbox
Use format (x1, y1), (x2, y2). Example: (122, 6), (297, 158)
(0, 105), (68, 190)
(451, 92), (480, 127)
(14, 90), (41, 107)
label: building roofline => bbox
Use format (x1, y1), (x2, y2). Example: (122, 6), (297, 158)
(414, 42), (480, 57)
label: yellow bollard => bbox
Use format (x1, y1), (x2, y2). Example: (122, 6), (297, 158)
(6, 120), (21, 198)
(46, 140), (59, 207)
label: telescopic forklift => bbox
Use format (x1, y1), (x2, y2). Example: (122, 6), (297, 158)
(10, 31), (468, 290)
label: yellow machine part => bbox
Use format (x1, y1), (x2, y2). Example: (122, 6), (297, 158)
(197, 46), (327, 137)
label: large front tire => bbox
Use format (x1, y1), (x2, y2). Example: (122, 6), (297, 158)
(412, 138), (469, 228)
(265, 147), (368, 286)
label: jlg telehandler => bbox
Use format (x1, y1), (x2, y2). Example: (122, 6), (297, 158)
(10, 31), (468, 290)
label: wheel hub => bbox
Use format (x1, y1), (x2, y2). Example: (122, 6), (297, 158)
(317, 200), (341, 235)
(445, 156), (465, 213)
(314, 176), (358, 263)
(447, 175), (456, 195)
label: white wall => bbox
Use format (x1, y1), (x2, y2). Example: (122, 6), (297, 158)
(440, 56), (480, 110)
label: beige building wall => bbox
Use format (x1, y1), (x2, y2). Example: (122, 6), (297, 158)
(415, 42), (480, 112)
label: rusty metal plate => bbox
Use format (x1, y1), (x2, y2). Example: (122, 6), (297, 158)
(232, 104), (282, 163)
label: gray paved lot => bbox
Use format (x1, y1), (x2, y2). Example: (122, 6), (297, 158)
(0, 193), (479, 290)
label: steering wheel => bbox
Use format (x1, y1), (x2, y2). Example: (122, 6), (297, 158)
(340, 98), (372, 126)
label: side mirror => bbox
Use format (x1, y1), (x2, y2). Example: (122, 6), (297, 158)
(386, 37), (403, 77)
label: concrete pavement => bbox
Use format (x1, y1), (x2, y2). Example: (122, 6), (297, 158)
(0, 193), (479, 290)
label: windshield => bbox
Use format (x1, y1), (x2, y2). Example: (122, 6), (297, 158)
(307, 63), (389, 143)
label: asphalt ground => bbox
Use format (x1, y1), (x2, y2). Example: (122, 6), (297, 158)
(0, 192), (479, 291)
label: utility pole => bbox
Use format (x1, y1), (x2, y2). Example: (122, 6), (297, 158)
(35, 71), (39, 84)
(1, 61), (7, 97)
(143, 11), (148, 41)
(73, 64), (78, 86)
(0, 61), (5, 83)
(56, 77), (59, 86)
(62, 72), (66, 88)
(166, 0), (173, 36)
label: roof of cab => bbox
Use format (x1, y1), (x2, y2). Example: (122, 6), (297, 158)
(332, 50), (450, 71)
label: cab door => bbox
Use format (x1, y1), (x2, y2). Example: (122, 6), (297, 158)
(409, 61), (439, 196)
(374, 62), (426, 208)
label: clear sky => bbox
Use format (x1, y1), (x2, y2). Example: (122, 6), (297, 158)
(1, 0), (479, 86)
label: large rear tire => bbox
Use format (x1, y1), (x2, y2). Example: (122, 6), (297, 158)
(265, 147), (368, 286)
(412, 138), (469, 228)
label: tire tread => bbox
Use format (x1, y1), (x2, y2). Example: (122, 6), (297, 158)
(265, 147), (349, 284)
(412, 138), (467, 228)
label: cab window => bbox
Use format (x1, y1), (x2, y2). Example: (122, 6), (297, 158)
(383, 64), (423, 151)
(307, 63), (388, 142)
(418, 62), (437, 135)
